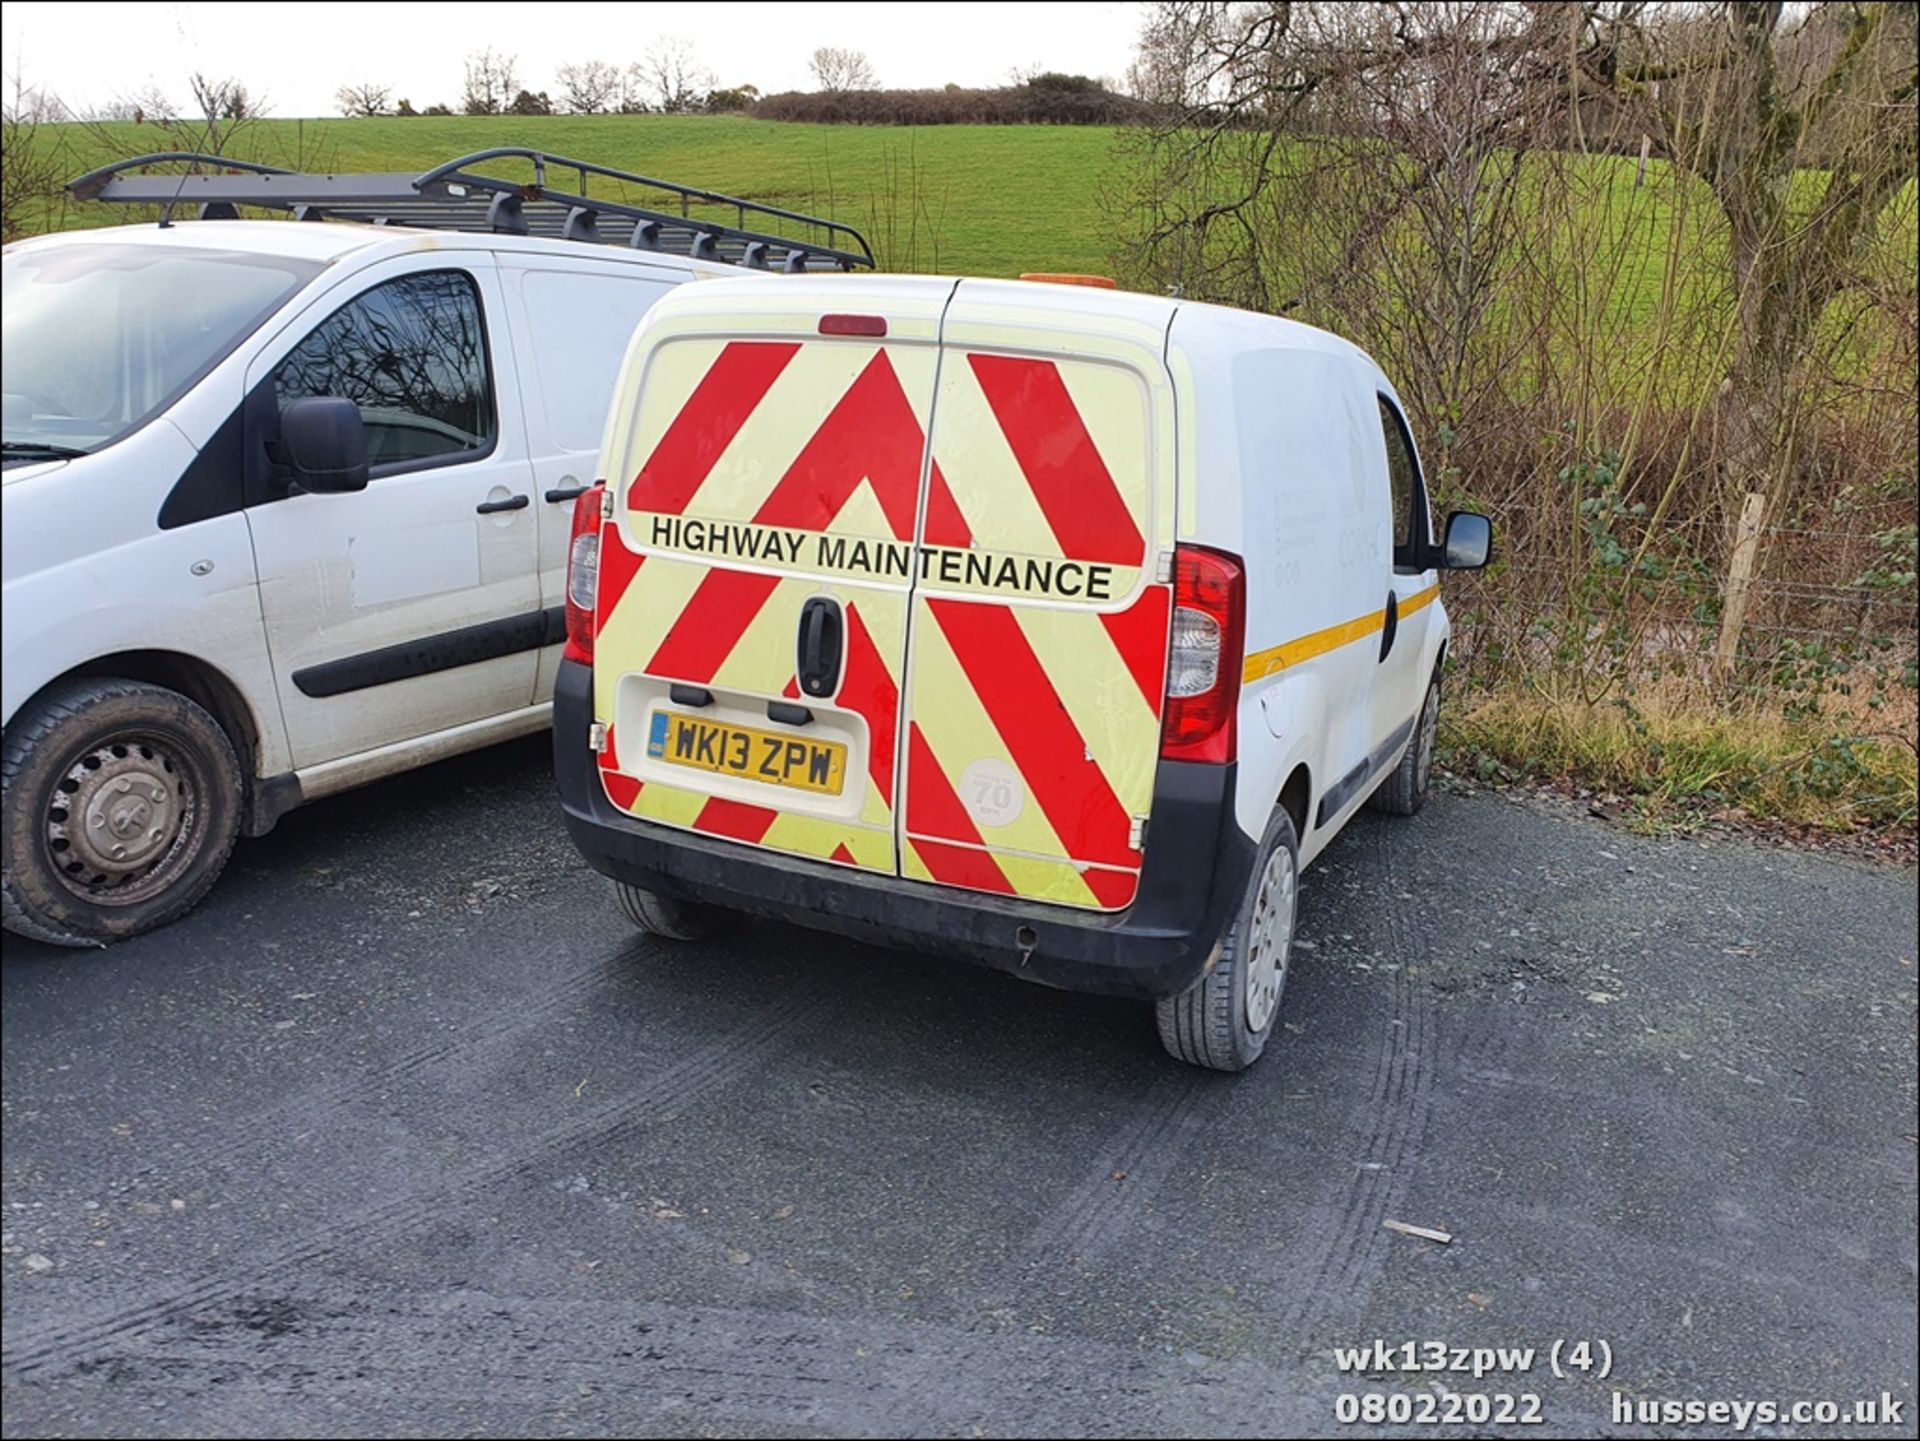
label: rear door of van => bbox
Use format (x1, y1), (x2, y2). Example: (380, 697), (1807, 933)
(898, 282), (1176, 910)
(590, 280), (951, 874)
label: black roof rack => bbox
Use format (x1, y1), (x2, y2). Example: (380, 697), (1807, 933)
(67, 148), (875, 273)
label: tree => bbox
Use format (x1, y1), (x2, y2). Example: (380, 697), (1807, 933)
(395, 97), (419, 117)
(111, 72), (265, 157)
(461, 48), (518, 115)
(556, 59), (622, 115)
(423, 102), (454, 117)
(1121, 1), (1918, 525)
(635, 38), (712, 114)
(86, 88), (171, 123)
(810, 46), (877, 93)
(507, 88), (554, 117)
(1579, 3), (1919, 519)
(336, 81), (392, 117)
(2, 68), (69, 241)
(189, 73), (257, 128)
(705, 83), (761, 114)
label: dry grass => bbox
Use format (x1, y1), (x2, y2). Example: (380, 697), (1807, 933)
(1441, 679), (1919, 835)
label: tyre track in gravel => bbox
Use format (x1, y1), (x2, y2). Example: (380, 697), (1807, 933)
(2, 975), (851, 1385)
(1277, 821), (1439, 1345)
(1020, 1071), (1216, 1263)
(53, 1291), (1344, 1439)
(114, 941), (629, 1192)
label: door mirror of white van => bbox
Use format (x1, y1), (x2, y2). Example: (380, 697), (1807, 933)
(1438, 510), (1492, 570)
(280, 396), (370, 494)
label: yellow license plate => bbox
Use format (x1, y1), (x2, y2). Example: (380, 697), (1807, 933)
(645, 711), (847, 796)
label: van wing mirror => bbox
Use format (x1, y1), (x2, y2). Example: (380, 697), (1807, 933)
(279, 396), (369, 494)
(1436, 510), (1492, 570)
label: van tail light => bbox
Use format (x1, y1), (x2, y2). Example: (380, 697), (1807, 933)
(1160, 545), (1245, 764)
(562, 483), (605, 665)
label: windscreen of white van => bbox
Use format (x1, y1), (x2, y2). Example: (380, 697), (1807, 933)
(1, 244), (322, 459)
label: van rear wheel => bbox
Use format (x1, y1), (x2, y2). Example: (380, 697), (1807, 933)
(1155, 807), (1300, 1072)
(1370, 676), (1440, 817)
(614, 882), (730, 941)
(2, 678), (244, 948)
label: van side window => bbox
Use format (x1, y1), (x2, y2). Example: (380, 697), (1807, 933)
(1377, 396), (1426, 569)
(274, 271), (494, 471)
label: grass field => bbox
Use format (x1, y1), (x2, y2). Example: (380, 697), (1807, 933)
(33, 115), (1914, 398)
(17, 113), (1917, 837)
(31, 114), (1123, 277)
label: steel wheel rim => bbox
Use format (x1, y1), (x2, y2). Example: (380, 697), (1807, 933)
(1243, 843), (1297, 1034)
(43, 731), (203, 906)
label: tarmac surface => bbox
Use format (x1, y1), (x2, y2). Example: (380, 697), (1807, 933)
(4, 735), (1915, 1437)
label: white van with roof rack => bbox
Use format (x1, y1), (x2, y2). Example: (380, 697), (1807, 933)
(552, 270), (1492, 1071)
(2, 149), (869, 947)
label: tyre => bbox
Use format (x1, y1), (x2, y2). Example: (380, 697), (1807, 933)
(614, 881), (730, 941)
(1156, 806), (1300, 1072)
(1370, 675), (1440, 817)
(2, 678), (244, 948)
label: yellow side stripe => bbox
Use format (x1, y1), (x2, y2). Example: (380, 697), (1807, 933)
(1400, 582), (1442, 618)
(1242, 582), (1440, 684)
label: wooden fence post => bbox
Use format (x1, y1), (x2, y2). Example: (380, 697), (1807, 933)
(1714, 492), (1768, 683)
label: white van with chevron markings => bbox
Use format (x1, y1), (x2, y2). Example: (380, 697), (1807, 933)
(553, 273), (1491, 1070)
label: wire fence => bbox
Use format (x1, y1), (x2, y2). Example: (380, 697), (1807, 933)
(1438, 514), (1919, 714)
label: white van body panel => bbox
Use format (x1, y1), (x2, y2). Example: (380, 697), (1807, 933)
(0, 417), (288, 773)
(491, 250), (693, 701)
(576, 271), (1452, 902)
(1168, 302), (1433, 865)
(2, 221), (727, 803)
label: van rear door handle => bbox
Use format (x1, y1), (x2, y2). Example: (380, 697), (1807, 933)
(1378, 590), (1399, 661)
(476, 494), (530, 514)
(544, 484), (589, 503)
(796, 596), (844, 698)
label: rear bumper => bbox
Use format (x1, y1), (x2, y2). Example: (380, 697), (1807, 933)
(551, 660), (1256, 1000)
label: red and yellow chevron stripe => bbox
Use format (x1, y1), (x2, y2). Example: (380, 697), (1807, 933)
(592, 333), (1172, 912)
(900, 350), (1168, 912)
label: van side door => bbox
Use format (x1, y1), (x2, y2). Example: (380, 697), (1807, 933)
(243, 257), (543, 770)
(496, 256), (683, 705)
(1368, 393), (1440, 772)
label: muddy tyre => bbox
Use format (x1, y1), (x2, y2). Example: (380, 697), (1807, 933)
(2, 679), (244, 948)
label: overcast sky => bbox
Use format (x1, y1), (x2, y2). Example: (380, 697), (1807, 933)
(4, 1), (1151, 118)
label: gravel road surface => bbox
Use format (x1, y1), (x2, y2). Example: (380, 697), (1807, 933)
(4, 737), (1915, 1437)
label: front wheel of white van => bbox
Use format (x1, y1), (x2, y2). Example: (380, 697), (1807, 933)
(614, 882), (731, 941)
(1155, 807), (1300, 1072)
(1370, 676), (1440, 817)
(2, 679), (244, 948)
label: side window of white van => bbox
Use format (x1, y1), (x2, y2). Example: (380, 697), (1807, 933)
(274, 271), (495, 473)
(1377, 397), (1428, 570)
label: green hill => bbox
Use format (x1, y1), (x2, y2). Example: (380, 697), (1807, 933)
(29, 114), (1120, 278)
